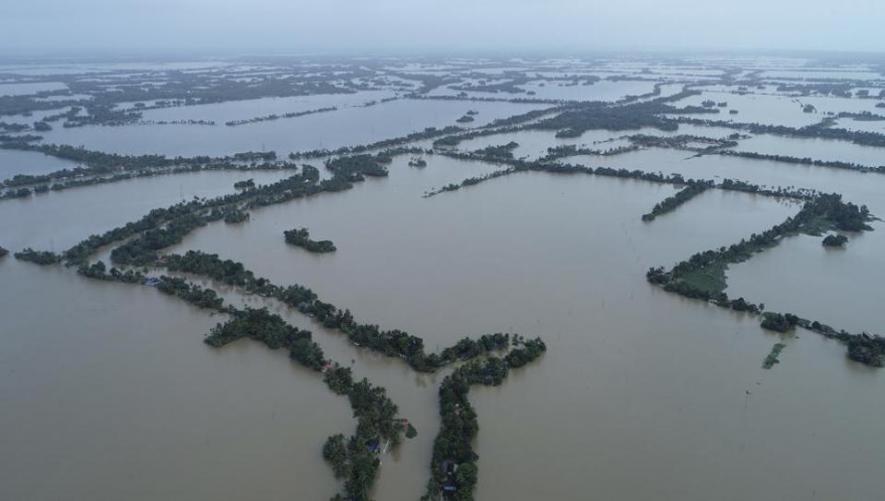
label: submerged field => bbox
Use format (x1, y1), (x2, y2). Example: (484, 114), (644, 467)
(1, 54), (884, 501)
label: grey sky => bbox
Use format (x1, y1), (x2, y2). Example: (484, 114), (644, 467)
(3, 0), (885, 53)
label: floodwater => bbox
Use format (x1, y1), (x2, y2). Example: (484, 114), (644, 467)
(0, 259), (351, 501)
(158, 153), (881, 501)
(0, 170), (290, 251)
(2, 58), (885, 501)
(2, 144), (884, 501)
(584, 144), (885, 336)
(134, 90), (396, 123)
(0, 148), (78, 181)
(733, 134), (885, 167)
(728, 230), (885, 334)
(36, 99), (544, 157)
(0, 81), (67, 96)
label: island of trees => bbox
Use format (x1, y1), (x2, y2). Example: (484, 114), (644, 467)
(762, 343), (787, 369)
(822, 234), (848, 247)
(284, 227), (337, 253)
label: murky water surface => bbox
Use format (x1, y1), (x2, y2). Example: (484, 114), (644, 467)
(2, 56), (884, 501)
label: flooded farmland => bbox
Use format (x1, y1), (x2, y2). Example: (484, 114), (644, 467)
(2, 53), (884, 501)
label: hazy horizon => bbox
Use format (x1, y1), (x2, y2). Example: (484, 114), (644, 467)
(3, 0), (885, 54)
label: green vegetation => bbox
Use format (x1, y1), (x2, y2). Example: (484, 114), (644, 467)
(674, 260), (728, 296)
(424, 337), (546, 500)
(0, 144), (306, 201)
(284, 227), (337, 253)
(539, 143), (639, 162)
(641, 181), (713, 222)
(532, 90), (716, 138)
(69, 251), (512, 372)
(718, 150), (885, 175)
(762, 343), (787, 369)
(56, 151), (397, 267)
(206, 308), (406, 499)
(156, 276), (225, 309)
(676, 116), (885, 149)
(648, 193), (874, 298)
(8, 58), (885, 500)
(627, 133), (738, 152)
(761, 312), (800, 333)
(405, 422), (418, 439)
(472, 141), (519, 159)
(224, 106), (337, 127)
(647, 194), (882, 365)
(822, 234), (848, 247)
(424, 167), (519, 198)
(14, 248), (61, 265)
(85, 248), (534, 499)
(432, 149), (817, 204)
(76, 261), (145, 283)
(233, 178), (255, 190)
(846, 335), (885, 367)
(141, 250), (517, 373)
(223, 208), (250, 224)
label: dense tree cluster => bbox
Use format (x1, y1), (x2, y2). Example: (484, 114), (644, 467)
(76, 260), (145, 283)
(822, 234), (848, 247)
(424, 338), (546, 500)
(284, 227), (337, 253)
(760, 312), (800, 333)
(641, 181), (713, 222)
(325, 154), (390, 181)
(762, 343), (787, 369)
(532, 91), (716, 138)
(14, 248), (61, 265)
(207, 307), (326, 367)
(628, 133), (738, 152)
(538, 143), (640, 162)
(222, 208), (250, 224)
(111, 212), (215, 266)
(233, 178), (255, 190)
(471, 141), (520, 159)
(156, 276), (224, 309)
(846, 334), (885, 367)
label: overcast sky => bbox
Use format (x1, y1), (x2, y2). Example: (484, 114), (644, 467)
(2, 0), (885, 54)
